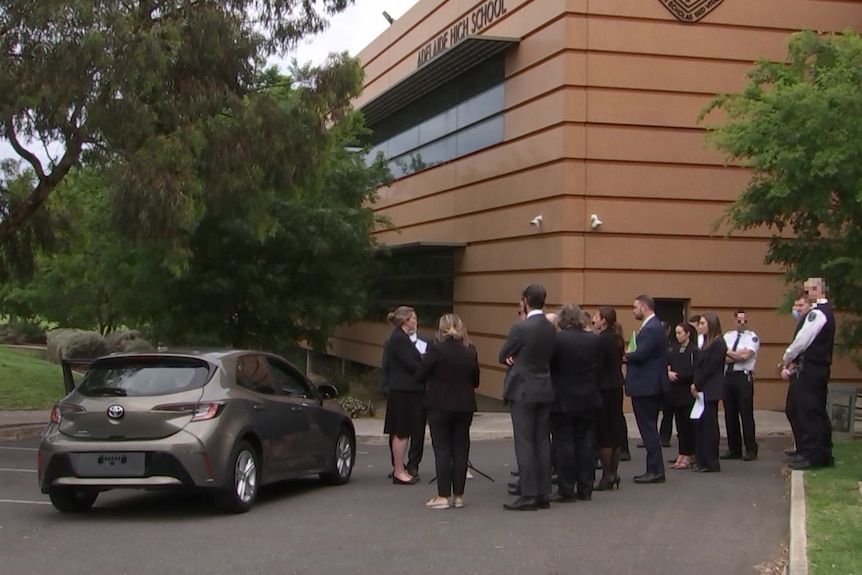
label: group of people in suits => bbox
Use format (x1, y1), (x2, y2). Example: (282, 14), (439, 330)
(379, 276), (838, 511)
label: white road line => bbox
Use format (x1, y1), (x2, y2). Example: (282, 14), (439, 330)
(0, 468), (36, 473)
(0, 446), (37, 452)
(0, 499), (50, 505)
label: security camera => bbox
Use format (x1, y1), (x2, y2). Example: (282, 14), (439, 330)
(382, 11), (395, 24)
(590, 214), (603, 230)
(530, 215), (543, 227)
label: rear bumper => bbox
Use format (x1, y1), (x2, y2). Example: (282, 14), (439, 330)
(38, 425), (218, 492)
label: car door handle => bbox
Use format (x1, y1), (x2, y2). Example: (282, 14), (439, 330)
(253, 404), (266, 412)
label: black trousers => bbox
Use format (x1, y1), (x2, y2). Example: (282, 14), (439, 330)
(632, 395), (664, 476)
(792, 364), (833, 465)
(551, 411), (596, 496)
(785, 377), (800, 449)
(659, 401), (673, 444)
(695, 399), (721, 471)
(427, 409), (473, 497)
(724, 371), (758, 454)
(510, 400), (552, 497)
(389, 407), (427, 473)
(669, 403), (696, 456)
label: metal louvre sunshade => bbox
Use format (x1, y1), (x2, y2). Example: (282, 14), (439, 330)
(359, 35), (520, 126)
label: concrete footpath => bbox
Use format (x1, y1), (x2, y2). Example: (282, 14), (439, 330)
(0, 408), (793, 442)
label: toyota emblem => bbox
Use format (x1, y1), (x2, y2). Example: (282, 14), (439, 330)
(107, 405), (125, 420)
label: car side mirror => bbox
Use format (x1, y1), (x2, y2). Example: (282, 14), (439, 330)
(317, 383), (339, 400)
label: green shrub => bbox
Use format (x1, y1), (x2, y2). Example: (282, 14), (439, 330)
(46, 329), (81, 363)
(337, 396), (376, 419)
(118, 338), (154, 353)
(106, 329), (143, 353)
(60, 331), (108, 360)
(0, 320), (47, 345)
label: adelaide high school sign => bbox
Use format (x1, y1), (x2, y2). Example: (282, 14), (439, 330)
(658, 0), (725, 23)
(417, 0), (507, 67)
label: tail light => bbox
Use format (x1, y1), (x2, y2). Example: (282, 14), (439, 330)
(50, 403), (85, 423)
(152, 402), (226, 421)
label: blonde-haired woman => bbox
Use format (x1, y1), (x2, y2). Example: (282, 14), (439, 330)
(415, 313), (480, 509)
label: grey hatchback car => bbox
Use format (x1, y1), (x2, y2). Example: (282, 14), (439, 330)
(38, 349), (356, 514)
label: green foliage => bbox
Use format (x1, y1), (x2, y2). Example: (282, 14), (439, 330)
(59, 331), (108, 360)
(702, 30), (862, 361)
(0, 319), (46, 344)
(0, 0), (356, 260)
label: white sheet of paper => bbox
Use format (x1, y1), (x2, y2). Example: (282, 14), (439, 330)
(415, 339), (428, 355)
(690, 392), (705, 420)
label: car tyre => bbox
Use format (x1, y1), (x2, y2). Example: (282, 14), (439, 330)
(320, 427), (355, 485)
(48, 487), (98, 513)
(215, 440), (259, 514)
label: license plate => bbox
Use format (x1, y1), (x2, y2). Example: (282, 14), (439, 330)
(73, 452), (146, 477)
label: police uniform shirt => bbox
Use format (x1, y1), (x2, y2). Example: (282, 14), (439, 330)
(783, 299), (830, 364)
(723, 329), (760, 372)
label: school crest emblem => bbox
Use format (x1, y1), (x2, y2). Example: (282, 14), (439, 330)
(657, 0), (725, 23)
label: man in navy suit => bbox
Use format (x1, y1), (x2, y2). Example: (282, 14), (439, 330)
(625, 295), (669, 484)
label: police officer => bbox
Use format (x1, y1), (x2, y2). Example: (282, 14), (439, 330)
(721, 309), (760, 461)
(781, 278), (836, 470)
(783, 292), (812, 457)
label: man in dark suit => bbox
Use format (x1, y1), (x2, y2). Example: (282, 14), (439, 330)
(549, 303), (602, 502)
(625, 294), (669, 484)
(499, 284), (557, 510)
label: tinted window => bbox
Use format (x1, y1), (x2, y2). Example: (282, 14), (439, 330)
(364, 248), (455, 321)
(236, 355), (278, 395)
(78, 358), (212, 397)
(457, 115), (505, 156)
(266, 359), (313, 397)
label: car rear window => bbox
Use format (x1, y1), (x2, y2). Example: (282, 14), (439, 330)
(77, 357), (214, 397)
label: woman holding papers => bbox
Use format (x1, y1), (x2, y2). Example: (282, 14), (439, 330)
(691, 313), (728, 473)
(382, 306), (424, 485)
(666, 323), (699, 470)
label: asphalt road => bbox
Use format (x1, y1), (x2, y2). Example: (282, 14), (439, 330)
(0, 437), (789, 575)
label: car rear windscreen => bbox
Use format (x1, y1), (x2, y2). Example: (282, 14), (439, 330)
(77, 358), (213, 397)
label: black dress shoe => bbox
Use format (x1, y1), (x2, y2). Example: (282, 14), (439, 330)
(620, 451), (632, 462)
(549, 491), (577, 503)
(508, 486), (521, 496)
(508, 481), (520, 489)
(783, 449), (798, 458)
(694, 466), (721, 473)
(719, 451), (742, 460)
(575, 492), (592, 501)
(503, 496), (538, 511)
(407, 468), (420, 480)
(661, 441), (671, 448)
(636, 442), (645, 448)
(743, 452), (758, 462)
(536, 496), (550, 509)
(633, 473), (666, 484)
(510, 470), (520, 477)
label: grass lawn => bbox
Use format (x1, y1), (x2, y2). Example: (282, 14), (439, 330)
(805, 440), (862, 575)
(0, 346), (66, 410)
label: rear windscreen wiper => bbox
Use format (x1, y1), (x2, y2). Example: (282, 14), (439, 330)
(85, 386), (128, 396)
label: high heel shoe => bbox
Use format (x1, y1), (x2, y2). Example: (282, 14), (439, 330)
(594, 474), (621, 491)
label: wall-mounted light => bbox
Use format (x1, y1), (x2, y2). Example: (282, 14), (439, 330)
(382, 11), (395, 25)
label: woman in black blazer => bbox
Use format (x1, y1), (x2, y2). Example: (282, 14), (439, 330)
(592, 306), (627, 491)
(382, 306), (424, 485)
(691, 312), (728, 473)
(667, 323), (698, 470)
(415, 314), (480, 510)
